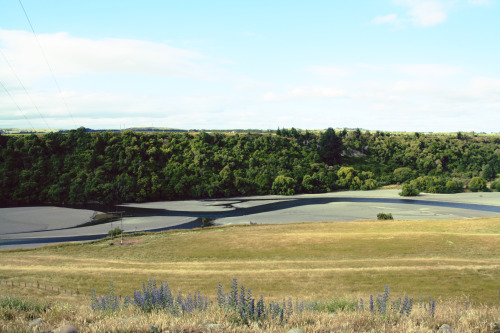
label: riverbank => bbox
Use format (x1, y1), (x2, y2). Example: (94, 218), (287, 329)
(1, 189), (499, 250)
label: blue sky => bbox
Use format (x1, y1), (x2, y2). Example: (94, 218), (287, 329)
(1, 0), (499, 132)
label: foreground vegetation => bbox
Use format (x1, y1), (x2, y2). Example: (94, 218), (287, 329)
(1, 128), (499, 205)
(2, 293), (498, 332)
(3, 281), (498, 332)
(1, 217), (499, 331)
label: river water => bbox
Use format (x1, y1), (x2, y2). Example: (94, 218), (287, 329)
(1, 190), (499, 249)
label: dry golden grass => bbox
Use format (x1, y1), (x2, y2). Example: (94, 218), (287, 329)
(0, 217), (499, 305)
(1, 295), (499, 332)
(0, 217), (499, 332)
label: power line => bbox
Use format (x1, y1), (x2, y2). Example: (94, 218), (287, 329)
(18, 0), (77, 128)
(0, 79), (35, 130)
(0, 48), (52, 131)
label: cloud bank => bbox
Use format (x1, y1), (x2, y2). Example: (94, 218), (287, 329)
(0, 29), (211, 81)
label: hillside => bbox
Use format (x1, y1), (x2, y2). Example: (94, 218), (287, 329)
(0, 128), (499, 206)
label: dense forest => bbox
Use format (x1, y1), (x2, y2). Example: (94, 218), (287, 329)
(0, 127), (499, 206)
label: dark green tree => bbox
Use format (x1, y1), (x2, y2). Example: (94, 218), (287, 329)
(319, 128), (342, 166)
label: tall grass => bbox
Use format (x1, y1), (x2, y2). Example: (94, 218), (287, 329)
(1, 280), (499, 332)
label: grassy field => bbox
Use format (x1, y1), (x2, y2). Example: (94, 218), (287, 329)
(1, 217), (499, 305)
(1, 217), (499, 332)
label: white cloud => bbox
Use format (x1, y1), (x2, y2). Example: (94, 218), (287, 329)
(467, 0), (492, 5)
(308, 65), (351, 77)
(407, 1), (448, 26)
(373, 0), (461, 27)
(0, 29), (213, 82)
(262, 86), (347, 102)
(372, 14), (400, 25)
(394, 64), (462, 78)
(391, 80), (430, 93)
(468, 77), (500, 97)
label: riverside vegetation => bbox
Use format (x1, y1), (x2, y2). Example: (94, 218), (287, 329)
(1, 128), (499, 206)
(1, 218), (499, 331)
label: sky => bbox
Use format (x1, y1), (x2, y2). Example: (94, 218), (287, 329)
(1, 0), (499, 132)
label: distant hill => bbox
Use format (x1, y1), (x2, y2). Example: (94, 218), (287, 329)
(0, 127), (189, 135)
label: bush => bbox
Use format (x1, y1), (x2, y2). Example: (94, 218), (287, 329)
(271, 175), (297, 195)
(445, 179), (464, 193)
(399, 183), (419, 197)
(201, 218), (215, 227)
(490, 179), (500, 192)
(108, 227), (123, 238)
(468, 177), (487, 192)
(393, 167), (414, 184)
(377, 213), (393, 220)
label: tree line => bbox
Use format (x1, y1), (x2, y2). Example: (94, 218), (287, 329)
(0, 128), (498, 206)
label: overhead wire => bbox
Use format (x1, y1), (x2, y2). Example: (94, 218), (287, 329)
(0, 48), (52, 131)
(0, 79), (35, 130)
(17, 0), (78, 128)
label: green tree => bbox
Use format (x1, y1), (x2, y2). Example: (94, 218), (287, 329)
(319, 128), (342, 166)
(481, 163), (496, 180)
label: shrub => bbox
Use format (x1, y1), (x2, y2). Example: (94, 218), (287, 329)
(108, 227), (123, 238)
(490, 179), (500, 192)
(271, 175), (297, 195)
(445, 179), (464, 193)
(393, 167), (414, 183)
(377, 213), (393, 220)
(361, 178), (378, 190)
(399, 183), (419, 196)
(201, 218), (215, 227)
(468, 177), (487, 192)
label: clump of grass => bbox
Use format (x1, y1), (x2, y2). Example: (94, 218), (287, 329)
(0, 295), (50, 322)
(311, 298), (356, 313)
(0, 295), (49, 313)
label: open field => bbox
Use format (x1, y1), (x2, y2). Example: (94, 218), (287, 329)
(1, 217), (499, 332)
(1, 217), (499, 305)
